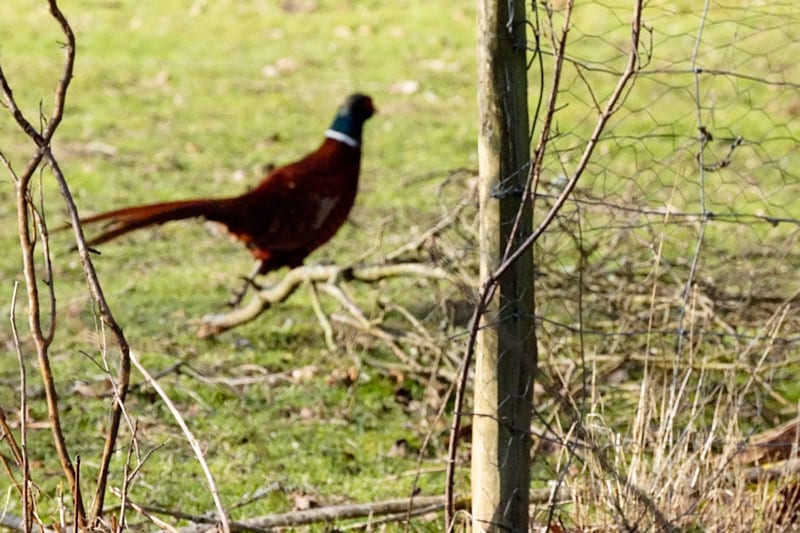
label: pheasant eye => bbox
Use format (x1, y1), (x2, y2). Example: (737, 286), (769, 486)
(362, 98), (376, 116)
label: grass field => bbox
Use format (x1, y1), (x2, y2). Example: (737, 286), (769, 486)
(0, 0), (477, 527)
(1, 0), (800, 530)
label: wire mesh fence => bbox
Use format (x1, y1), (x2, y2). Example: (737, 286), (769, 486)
(498, 0), (800, 529)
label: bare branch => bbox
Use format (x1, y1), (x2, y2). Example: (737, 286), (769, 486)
(0, 0), (133, 524)
(0, 407), (24, 494)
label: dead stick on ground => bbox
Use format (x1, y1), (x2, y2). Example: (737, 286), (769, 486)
(157, 489), (563, 532)
(198, 262), (453, 338)
(165, 495), (470, 532)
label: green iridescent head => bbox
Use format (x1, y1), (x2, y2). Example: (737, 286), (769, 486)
(325, 93), (376, 147)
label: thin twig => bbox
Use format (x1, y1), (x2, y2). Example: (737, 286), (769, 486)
(675, 0), (713, 361)
(73, 455), (81, 531)
(109, 489), (182, 533)
(117, 421), (139, 532)
(9, 282), (32, 531)
(307, 280), (337, 351)
(0, 408), (24, 496)
(385, 187), (476, 262)
(130, 352), (231, 533)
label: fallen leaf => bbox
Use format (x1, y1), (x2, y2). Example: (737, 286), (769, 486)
(290, 491), (320, 511)
(280, 0), (317, 13)
(418, 59), (460, 72)
(262, 57), (300, 78)
(390, 80), (420, 95)
(291, 365), (318, 382)
(387, 438), (411, 458)
(327, 366), (359, 387)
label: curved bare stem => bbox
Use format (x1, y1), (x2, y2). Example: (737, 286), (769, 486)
(130, 352), (231, 533)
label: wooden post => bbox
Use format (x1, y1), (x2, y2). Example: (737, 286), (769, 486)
(472, 0), (536, 531)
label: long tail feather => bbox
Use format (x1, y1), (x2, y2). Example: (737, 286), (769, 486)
(81, 198), (223, 246)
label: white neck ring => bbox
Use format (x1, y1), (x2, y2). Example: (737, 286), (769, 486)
(325, 129), (360, 148)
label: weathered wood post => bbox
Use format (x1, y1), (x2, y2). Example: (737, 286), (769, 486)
(473, 0), (536, 530)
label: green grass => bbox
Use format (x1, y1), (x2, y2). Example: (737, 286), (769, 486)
(0, 0), (475, 526)
(2, 0), (800, 530)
